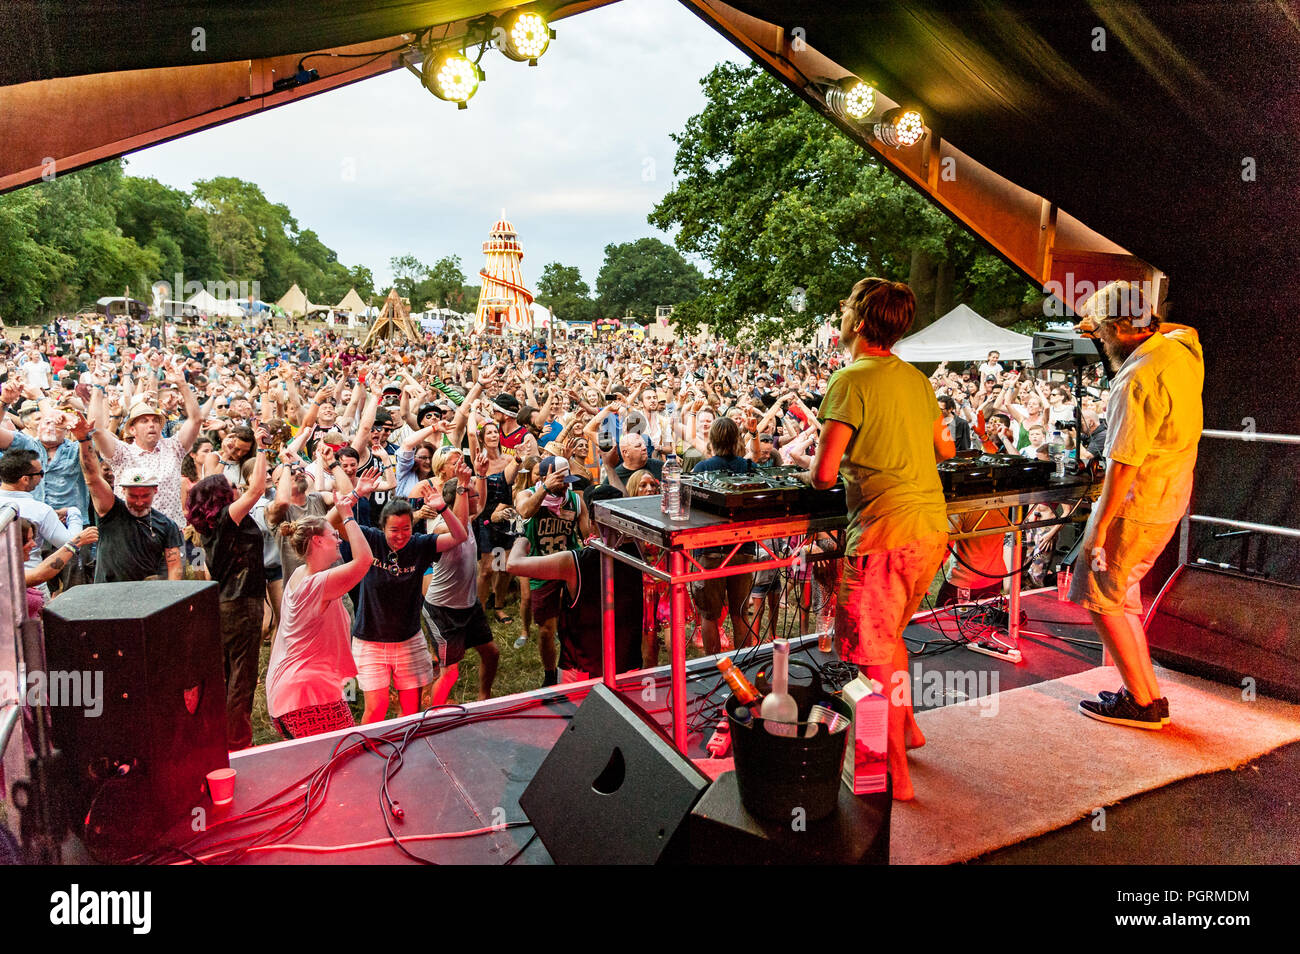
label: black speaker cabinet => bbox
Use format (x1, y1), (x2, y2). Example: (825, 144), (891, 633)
(41, 581), (227, 858)
(1145, 564), (1300, 702)
(519, 684), (710, 865)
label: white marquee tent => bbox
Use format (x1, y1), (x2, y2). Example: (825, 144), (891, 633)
(894, 303), (1033, 363)
(184, 288), (244, 318)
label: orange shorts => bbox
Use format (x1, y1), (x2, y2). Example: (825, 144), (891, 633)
(834, 531), (948, 667)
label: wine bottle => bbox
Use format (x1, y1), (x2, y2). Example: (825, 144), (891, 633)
(759, 639), (798, 734)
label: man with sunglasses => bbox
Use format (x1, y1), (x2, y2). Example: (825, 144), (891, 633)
(0, 448), (87, 597)
(1068, 281), (1203, 730)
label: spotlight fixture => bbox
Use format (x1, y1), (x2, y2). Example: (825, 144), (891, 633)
(496, 10), (554, 65)
(824, 77), (875, 122)
(423, 50), (480, 108)
(874, 107), (925, 148)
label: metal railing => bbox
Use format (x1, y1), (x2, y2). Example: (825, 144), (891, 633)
(0, 504), (28, 828)
(1178, 429), (1300, 564)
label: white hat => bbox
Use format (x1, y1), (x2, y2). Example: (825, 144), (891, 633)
(118, 468), (159, 488)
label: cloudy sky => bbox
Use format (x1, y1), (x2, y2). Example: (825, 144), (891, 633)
(123, 0), (745, 297)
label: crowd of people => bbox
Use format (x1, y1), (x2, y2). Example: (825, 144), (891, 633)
(0, 314), (853, 749)
(3, 279), (1197, 802)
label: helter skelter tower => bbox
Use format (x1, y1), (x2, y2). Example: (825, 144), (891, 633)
(474, 211), (535, 336)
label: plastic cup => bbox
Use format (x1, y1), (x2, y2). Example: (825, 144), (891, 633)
(207, 768), (236, 806)
(1056, 567), (1072, 602)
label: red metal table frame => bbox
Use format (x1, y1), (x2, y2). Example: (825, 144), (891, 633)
(593, 477), (1100, 753)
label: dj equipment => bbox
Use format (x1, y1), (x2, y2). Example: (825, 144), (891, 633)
(1032, 331), (1101, 370)
(520, 683), (710, 864)
(41, 581), (227, 859)
(684, 466), (846, 519)
(1144, 564), (1300, 703)
(938, 454), (1055, 497)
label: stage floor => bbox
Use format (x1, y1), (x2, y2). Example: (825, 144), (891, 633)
(172, 590), (1297, 865)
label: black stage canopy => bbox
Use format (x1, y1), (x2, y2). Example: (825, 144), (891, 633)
(1, 0), (1296, 575)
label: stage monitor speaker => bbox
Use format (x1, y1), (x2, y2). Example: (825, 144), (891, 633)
(1032, 331), (1101, 370)
(1144, 564), (1300, 702)
(41, 581), (227, 858)
(519, 683), (710, 865)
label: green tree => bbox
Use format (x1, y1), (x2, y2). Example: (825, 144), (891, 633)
(0, 187), (74, 322)
(31, 161), (163, 310)
(193, 177), (306, 299)
(342, 264), (376, 302)
(595, 238), (702, 322)
(449, 283), (480, 315)
(535, 262), (596, 323)
(649, 63), (1038, 339)
(0, 160), (374, 322)
(389, 254), (426, 303)
(414, 255), (466, 310)
(117, 174), (223, 285)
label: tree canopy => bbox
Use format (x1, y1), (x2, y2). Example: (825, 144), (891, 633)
(649, 62), (1042, 340)
(535, 262), (597, 323)
(0, 160), (377, 322)
(594, 238), (703, 322)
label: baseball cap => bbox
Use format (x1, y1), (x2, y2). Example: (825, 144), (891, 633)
(118, 468), (159, 488)
(538, 455), (581, 484)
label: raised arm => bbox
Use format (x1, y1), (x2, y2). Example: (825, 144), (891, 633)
(319, 494), (374, 601)
(169, 364), (203, 451)
(515, 469), (561, 521)
(72, 414), (116, 517)
(227, 433), (269, 526)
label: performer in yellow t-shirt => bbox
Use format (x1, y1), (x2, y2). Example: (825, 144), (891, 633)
(808, 278), (955, 801)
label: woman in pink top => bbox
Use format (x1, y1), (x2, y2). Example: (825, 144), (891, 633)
(265, 491), (373, 739)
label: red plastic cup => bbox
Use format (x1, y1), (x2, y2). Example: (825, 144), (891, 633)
(207, 768), (236, 806)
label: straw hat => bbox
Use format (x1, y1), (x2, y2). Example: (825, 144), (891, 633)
(125, 399), (163, 426)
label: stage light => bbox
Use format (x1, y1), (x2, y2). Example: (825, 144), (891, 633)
(496, 10), (553, 65)
(825, 78), (875, 122)
(874, 107), (925, 148)
(424, 51), (480, 108)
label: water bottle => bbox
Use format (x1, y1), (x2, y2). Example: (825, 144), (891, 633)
(1049, 426), (1067, 477)
(662, 454), (684, 520)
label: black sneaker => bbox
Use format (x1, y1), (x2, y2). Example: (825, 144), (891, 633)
(1079, 689), (1165, 730)
(1098, 688), (1171, 725)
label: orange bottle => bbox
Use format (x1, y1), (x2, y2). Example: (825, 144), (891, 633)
(716, 658), (760, 705)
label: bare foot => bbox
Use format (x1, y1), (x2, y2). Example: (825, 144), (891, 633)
(892, 779), (915, 801)
(904, 722), (926, 750)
